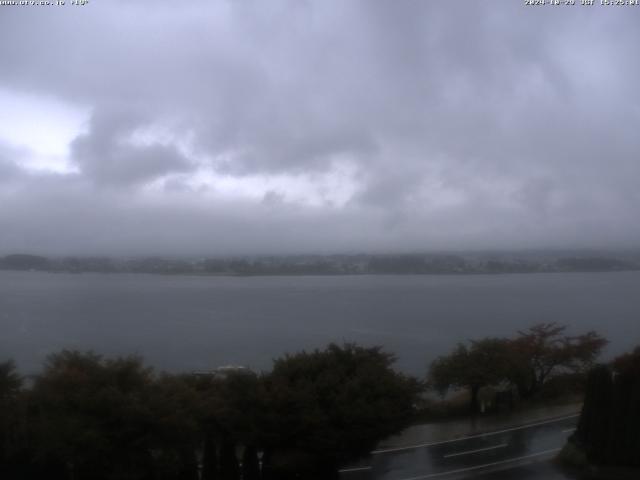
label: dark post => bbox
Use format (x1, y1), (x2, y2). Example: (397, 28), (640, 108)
(219, 440), (239, 480)
(242, 446), (260, 480)
(202, 432), (219, 480)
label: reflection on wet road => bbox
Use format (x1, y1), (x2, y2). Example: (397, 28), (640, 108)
(340, 414), (579, 479)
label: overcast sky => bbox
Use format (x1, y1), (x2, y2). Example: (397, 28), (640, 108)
(1, 1), (639, 256)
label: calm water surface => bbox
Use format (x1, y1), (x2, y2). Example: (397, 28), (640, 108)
(1, 271), (639, 375)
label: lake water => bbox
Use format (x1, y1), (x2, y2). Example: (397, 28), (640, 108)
(1, 271), (639, 376)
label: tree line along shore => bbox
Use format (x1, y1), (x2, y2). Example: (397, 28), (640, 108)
(1, 252), (639, 276)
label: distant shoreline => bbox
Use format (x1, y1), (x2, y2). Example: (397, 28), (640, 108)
(1, 254), (639, 278)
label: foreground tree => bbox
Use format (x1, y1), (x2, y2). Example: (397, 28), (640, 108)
(191, 368), (265, 480)
(507, 323), (607, 399)
(1, 360), (24, 477)
(568, 346), (640, 468)
(0, 360), (22, 398)
(145, 373), (203, 480)
(26, 350), (204, 480)
(261, 343), (422, 479)
(428, 324), (608, 411)
(429, 338), (511, 414)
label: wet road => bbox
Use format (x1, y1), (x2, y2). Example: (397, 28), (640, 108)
(340, 414), (579, 479)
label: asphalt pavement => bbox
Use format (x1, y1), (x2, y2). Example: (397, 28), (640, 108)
(339, 412), (581, 480)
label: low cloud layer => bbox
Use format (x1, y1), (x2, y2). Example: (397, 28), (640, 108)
(1, 1), (639, 255)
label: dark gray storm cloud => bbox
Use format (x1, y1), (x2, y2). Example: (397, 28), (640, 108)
(70, 109), (192, 186)
(0, 0), (639, 255)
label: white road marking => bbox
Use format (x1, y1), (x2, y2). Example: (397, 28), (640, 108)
(443, 443), (508, 459)
(562, 428), (576, 433)
(372, 413), (579, 455)
(397, 448), (562, 480)
(338, 466), (372, 473)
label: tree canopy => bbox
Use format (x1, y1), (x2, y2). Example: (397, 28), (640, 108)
(261, 343), (422, 478)
(1, 343), (422, 480)
(428, 323), (607, 412)
(429, 338), (511, 413)
(0, 360), (22, 399)
(508, 323), (607, 398)
(571, 346), (640, 467)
